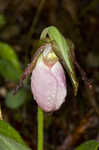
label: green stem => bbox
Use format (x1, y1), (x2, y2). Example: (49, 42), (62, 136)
(38, 106), (44, 150)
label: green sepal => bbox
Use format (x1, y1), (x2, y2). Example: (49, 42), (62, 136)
(40, 26), (78, 95)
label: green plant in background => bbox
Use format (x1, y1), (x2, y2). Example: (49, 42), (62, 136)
(0, 15), (6, 29)
(0, 42), (22, 82)
(0, 120), (31, 150)
(0, 42), (28, 109)
(5, 89), (26, 109)
(75, 140), (99, 150)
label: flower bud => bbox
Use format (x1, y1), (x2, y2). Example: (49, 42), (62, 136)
(31, 44), (67, 112)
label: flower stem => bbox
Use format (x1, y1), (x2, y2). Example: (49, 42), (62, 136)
(38, 106), (44, 150)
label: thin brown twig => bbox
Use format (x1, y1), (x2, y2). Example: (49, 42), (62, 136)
(73, 51), (99, 115)
(0, 105), (3, 120)
(57, 51), (99, 150)
(57, 110), (95, 150)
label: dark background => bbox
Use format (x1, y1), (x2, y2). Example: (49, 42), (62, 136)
(0, 0), (99, 150)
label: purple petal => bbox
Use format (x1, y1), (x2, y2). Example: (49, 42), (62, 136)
(31, 57), (67, 112)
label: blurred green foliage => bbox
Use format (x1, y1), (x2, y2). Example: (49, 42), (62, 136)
(0, 59), (21, 82)
(0, 134), (31, 150)
(5, 89), (27, 109)
(0, 15), (6, 29)
(0, 120), (31, 150)
(75, 140), (99, 150)
(0, 120), (25, 145)
(0, 42), (22, 82)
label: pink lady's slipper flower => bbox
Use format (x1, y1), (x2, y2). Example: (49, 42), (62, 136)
(31, 44), (67, 112)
